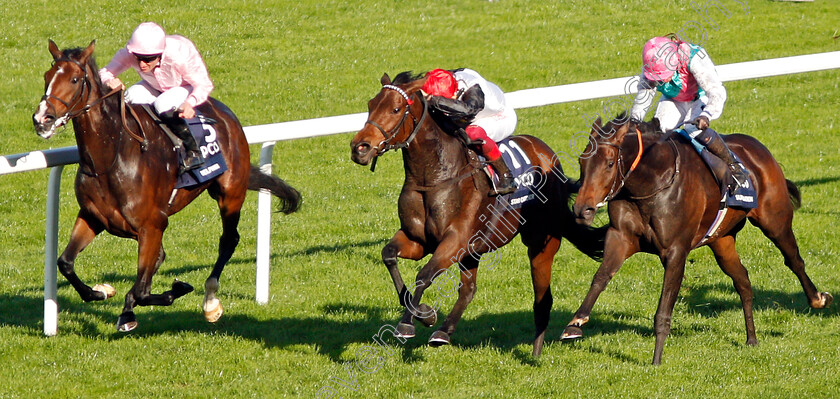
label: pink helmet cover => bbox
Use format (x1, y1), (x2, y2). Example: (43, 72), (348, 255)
(642, 36), (687, 82)
(126, 22), (166, 56)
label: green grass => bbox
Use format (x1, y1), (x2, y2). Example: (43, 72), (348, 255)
(2, 0), (840, 398)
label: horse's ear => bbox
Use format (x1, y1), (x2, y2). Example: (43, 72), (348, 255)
(590, 117), (602, 135)
(614, 121), (630, 143)
(48, 39), (62, 61)
(380, 73), (391, 86)
(78, 40), (95, 64)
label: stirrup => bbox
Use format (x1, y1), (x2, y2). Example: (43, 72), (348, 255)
(490, 177), (517, 196)
(180, 152), (205, 174)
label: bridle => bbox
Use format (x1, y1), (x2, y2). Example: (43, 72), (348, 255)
(42, 57), (148, 151)
(592, 128), (679, 206)
(364, 84), (428, 171)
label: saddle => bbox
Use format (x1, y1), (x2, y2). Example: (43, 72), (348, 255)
(673, 128), (758, 209)
(138, 105), (228, 187)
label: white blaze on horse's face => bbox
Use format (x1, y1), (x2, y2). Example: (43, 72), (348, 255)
(33, 66), (70, 139)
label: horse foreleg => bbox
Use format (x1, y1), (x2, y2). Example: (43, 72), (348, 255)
(562, 229), (636, 340)
(382, 230), (426, 307)
(651, 248), (688, 365)
(118, 229), (193, 332)
(429, 257), (479, 347)
(527, 236), (561, 357)
(395, 237), (459, 340)
(57, 215), (114, 302)
(709, 236), (757, 346)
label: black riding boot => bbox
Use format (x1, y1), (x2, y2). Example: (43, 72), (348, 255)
(489, 157), (517, 196)
(695, 128), (750, 194)
(162, 115), (204, 172)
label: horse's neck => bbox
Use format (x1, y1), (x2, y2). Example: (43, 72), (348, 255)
(622, 134), (677, 195)
(401, 124), (469, 186)
(72, 85), (125, 167)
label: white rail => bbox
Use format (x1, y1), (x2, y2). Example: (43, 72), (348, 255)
(2, 51), (838, 335)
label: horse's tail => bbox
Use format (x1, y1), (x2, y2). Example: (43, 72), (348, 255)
(248, 165), (301, 214)
(560, 179), (606, 262)
(786, 178), (802, 211)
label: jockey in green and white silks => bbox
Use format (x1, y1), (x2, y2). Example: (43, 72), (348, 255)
(630, 36), (754, 208)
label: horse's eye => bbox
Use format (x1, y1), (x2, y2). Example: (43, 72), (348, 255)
(607, 160), (615, 168)
(392, 107), (401, 114)
(71, 77), (79, 84)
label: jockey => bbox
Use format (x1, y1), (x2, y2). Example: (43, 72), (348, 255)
(421, 68), (518, 196)
(630, 36), (751, 199)
(98, 22), (213, 172)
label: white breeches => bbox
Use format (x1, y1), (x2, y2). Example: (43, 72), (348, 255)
(654, 97), (707, 137)
(471, 107), (518, 142)
(124, 81), (190, 117)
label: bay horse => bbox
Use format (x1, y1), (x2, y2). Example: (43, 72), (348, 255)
(565, 115), (832, 364)
(32, 40), (300, 332)
(350, 72), (605, 355)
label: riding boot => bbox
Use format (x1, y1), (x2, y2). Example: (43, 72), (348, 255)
(162, 115), (205, 172)
(695, 128), (750, 194)
(488, 157), (517, 196)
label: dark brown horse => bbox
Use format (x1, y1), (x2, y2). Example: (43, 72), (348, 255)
(32, 40), (300, 332)
(350, 72), (604, 355)
(564, 115), (832, 364)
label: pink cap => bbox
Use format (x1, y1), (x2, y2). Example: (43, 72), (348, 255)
(126, 22), (166, 56)
(642, 37), (682, 82)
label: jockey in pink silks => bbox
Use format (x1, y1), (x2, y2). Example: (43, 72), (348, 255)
(630, 36), (751, 199)
(421, 68), (518, 196)
(99, 22), (214, 172)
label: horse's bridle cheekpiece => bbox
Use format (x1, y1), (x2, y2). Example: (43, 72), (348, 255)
(364, 84), (428, 172)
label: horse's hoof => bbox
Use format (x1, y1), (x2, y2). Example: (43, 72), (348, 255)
(203, 298), (223, 323)
(172, 280), (195, 299)
(428, 330), (451, 347)
(395, 322), (416, 339)
(117, 312), (137, 333)
(817, 292), (833, 308)
(416, 303), (437, 328)
(92, 284), (116, 300)
(561, 324), (583, 340)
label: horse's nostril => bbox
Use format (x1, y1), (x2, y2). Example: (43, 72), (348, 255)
(356, 143), (370, 153)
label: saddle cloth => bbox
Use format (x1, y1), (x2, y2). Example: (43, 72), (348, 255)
(175, 116), (228, 188)
(483, 137), (540, 210)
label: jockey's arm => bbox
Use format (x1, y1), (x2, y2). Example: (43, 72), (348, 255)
(690, 50), (727, 121)
(428, 84), (485, 122)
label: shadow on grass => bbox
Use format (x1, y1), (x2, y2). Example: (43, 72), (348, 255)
(793, 175), (840, 188)
(1, 280), (835, 366)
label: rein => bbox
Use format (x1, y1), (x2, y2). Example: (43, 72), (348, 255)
(48, 57), (150, 176)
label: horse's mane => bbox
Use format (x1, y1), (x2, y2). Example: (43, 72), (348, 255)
(608, 112), (661, 135)
(392, 71), (425, 85)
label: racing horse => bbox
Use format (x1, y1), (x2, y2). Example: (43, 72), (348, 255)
(350, 72), (605, 355)
(565, 115), (832, 364)
(32, 40), (300, 332)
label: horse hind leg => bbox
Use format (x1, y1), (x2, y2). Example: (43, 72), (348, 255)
(708, 236), (757, 346)
(58, 216), (116, 302)
(203, 191), (246, 323)
(527, 236), (561, 357)
(749, 212), (832, 309)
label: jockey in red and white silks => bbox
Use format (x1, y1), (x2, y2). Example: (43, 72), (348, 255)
(422, 68), (518, 196)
